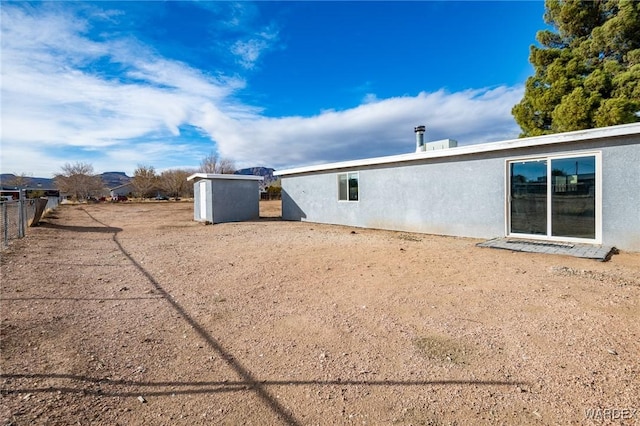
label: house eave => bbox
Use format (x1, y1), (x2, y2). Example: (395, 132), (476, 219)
(274, 123), (640, 177)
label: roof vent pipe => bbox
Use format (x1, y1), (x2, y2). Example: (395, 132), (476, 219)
(414, 125), (426, 152)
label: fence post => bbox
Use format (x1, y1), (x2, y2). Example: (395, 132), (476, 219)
(2, 203), (7, 247)
(18, 190), (26, 238)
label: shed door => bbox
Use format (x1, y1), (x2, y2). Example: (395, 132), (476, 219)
(200, 182), (207, 219)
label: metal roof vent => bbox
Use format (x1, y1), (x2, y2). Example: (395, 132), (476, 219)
(414, 125), (426, 152)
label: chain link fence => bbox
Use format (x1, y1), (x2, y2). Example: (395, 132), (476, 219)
(1, 196), (59, 249)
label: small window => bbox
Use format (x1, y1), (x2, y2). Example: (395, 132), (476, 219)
(338, 172), (358, 201)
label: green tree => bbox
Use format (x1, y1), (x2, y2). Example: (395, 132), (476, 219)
(54, 162), (105, 201)
(131, 165), (158, 199)
(513, 0), (640, 136)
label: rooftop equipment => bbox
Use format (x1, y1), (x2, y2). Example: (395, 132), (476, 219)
(414, 125), (457, 152)
(414, 125), (426, 152)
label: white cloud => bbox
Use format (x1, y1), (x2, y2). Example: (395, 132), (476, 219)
(230, 24), (279, 70)
(231, 39), (269, 69)
(0, 3), (524, 178)
(0, 4), (249, 175)
(202, 86), (524, 170)
(362, 93), (379, 104)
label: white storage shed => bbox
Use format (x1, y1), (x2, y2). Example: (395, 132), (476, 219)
(187, 173), (264, 224)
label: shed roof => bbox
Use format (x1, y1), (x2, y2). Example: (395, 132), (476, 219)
(187, 173), (264, 182)
(274, 123), (640, 177)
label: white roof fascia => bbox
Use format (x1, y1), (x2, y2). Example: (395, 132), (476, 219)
(187, 173), (264, 182)
(274, 123), (640, 177)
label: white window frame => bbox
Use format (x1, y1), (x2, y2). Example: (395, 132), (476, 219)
(505, 150), (602, 244)
(338, 172), (359, 202)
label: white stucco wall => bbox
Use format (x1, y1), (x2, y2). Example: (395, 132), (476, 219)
(278, 126), (640, 251)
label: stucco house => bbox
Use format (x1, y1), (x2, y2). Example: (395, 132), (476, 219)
(274, 123), (640, 252)
(109, 183), (133, 198)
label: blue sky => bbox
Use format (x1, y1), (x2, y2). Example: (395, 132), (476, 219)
(1, 1), (547, 177)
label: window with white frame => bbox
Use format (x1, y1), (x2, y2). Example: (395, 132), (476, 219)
(338, 172), (359, 201)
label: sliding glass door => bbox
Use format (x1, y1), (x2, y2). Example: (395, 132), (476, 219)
(550, 156), (596, 238)
(509, 153), (599, 242)
(510, 160), (547, 235)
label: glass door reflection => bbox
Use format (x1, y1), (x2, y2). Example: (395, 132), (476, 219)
(551, 156), (596, 238)
(510, 160), (547, 235)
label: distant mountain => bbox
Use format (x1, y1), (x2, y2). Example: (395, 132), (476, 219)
(0, 174), (55, 189)
(234, 167), (276, 183)
(0, 172), (131, 190)
(100, 171), (131, 188)
(233, 167), (278, 191)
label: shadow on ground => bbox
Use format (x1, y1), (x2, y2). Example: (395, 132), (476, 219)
(2, 208), (526, 425)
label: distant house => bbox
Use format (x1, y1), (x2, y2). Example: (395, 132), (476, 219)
(109, 183), (133, 198)
(0, 187), (20, 201)
(275, 123), (640, 252)
(0, 187), (60, 200)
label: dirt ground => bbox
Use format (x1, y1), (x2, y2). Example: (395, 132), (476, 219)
(1, 201), (639, 425)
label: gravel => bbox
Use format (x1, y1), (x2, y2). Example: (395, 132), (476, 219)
(1, 201), (638, 425)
